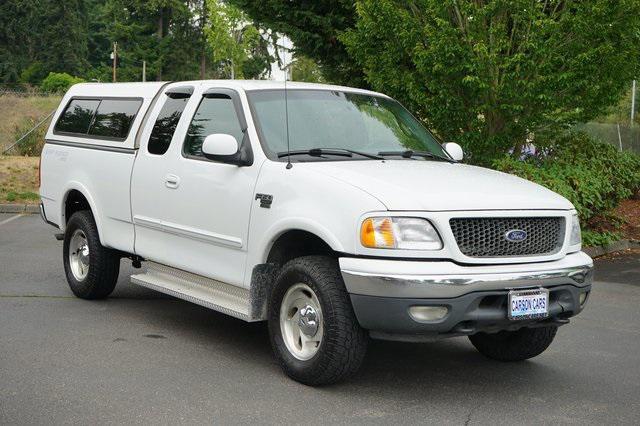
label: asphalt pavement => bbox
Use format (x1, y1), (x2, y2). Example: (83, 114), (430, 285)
(1, 213), (639, 425)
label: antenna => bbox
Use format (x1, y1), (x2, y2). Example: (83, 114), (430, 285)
(284, 39), (292, 169)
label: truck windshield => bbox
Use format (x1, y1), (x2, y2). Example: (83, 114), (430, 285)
(247, 89), (449, 162)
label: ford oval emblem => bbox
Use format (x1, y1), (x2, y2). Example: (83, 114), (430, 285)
(505, 229), (527, 242)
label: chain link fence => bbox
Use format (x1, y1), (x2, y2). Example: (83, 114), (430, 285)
(575, 122), (640, 155)
(0, 86), (61, 154)
(0, 85), (56, 97)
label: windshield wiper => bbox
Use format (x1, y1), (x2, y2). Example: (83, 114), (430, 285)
(377, 150), (455, 163)
(277, 148), (383, 160)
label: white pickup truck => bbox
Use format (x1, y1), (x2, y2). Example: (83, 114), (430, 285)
(40, 80), (593, 385)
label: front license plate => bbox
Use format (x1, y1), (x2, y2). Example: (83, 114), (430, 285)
(508, 289), (549, 320)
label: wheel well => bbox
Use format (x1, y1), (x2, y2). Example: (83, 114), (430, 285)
(266, 230), (336, 267)
(64, 190), (91, 224)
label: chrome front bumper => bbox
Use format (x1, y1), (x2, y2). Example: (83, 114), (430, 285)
(340, 252), (593, 339)
(339, 251), (593, 299)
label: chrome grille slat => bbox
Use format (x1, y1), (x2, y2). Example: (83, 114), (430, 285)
(449, 217), (565, 258)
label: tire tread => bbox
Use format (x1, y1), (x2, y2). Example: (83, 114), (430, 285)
(63, 210), (120, 299)
(469, 326), (558, 362)
(269, 256), (368, 385)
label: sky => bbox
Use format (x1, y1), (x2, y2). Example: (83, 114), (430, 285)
(268, 36), (292, 81)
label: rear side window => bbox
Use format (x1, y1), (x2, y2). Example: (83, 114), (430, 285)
(183, 95), (244, 158)
(54, 98), (142, 140)
(54, 99), (100, 134)
(148, 95), (190, 155)
(88, 99), (141, 139)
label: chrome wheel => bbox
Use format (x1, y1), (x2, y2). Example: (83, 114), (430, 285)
(280, 283), (324, 361)
(69, 229), (90, 281)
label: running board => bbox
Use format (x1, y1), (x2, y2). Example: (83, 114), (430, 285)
(131, 262), (251, 321)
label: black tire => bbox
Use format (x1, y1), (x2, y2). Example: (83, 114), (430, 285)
(469, 326), (558, 362)
(63, 210), (120, 299)
(268, 256), (368, 386)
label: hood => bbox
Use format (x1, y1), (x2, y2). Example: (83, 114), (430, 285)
(303, 160), (573, 211)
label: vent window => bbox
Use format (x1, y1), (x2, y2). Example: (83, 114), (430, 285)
(148, 92), (191, 155)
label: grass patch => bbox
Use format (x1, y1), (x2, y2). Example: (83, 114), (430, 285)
(6, 191), (39, 202)
(0, 94), (61, 152)
(0, 155), (39, 204)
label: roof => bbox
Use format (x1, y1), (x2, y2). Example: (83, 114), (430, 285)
(200, 80), (387, 97)
(65, 80), (387, 99)
(65, 81), (166, 100)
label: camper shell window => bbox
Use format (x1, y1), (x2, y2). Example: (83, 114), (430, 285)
(54, 97), (143, 141)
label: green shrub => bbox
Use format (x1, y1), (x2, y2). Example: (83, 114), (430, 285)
(493, 132), (640, 231)
(582, 230), (622, 247)
(19, 62), (47, 85)
(40, 72), (84, 94)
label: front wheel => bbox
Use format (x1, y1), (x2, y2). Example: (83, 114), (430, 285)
(469, 326), (558, 362)
(268, 256), (368, 386)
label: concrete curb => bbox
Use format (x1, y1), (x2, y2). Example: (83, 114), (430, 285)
(0, 203), (40, 214)
(584, 240), (640, 258)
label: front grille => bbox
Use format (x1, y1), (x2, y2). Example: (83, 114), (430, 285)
(449, 217), (565, 258)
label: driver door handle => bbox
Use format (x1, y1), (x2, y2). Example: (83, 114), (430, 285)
(165, 174), (180, 189)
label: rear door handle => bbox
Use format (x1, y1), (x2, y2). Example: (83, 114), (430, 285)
(165, 174), (180, 189)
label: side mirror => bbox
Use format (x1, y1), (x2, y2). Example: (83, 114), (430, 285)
(201, 133), (251, 166)
(443, 142), (464, 161)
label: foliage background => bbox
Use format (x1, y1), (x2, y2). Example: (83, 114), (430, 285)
(494, 132), (640, 245)
(1, 0), (640, 244)
(342, 0), (640, 164)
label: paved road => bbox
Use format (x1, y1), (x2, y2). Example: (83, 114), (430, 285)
(1, 214), (639, 425)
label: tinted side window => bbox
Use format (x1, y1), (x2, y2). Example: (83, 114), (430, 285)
(148, 96), (189, 155)
(54, 99), (100, 134)
(88, 99), (142, 139)
(184, 95), (244, 158)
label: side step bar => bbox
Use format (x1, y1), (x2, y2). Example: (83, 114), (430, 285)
(131, 262), (251, 321)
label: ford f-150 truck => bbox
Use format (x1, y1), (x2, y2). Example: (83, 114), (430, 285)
(39, 80), (593, 385)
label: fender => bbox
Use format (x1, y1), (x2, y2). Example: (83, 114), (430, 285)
(258, 217), (345, 264)
(59, 182), (105, 245)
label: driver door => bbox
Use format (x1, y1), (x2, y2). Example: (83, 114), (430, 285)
(132, 86), (259, 287)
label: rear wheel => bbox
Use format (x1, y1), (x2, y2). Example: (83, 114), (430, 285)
(469, 326), (558, 362)
(268, 256), (368, 386)
(63, 210), (120, 299)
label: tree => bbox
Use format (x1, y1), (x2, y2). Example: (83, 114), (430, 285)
(290, 55), (325, 83)
(40, 1), (89, 77)
(0, 0), (88, 83)
(226, 0), (363, 86)
(342, 0), (640, 164)
(206, 0), (273, 79)
(0, 1), (40, 82)
(87, 0), (206, 82)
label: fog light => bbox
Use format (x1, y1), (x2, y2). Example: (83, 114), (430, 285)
(579, 292), (589, 306)
(409, 306), (449, 322)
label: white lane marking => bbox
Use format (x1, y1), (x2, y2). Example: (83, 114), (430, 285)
(0, 214), (24, 226)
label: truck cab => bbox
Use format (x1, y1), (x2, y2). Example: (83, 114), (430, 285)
(40, 80), (593, 385)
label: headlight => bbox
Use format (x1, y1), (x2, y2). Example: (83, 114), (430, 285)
(360, 217), (442, 250)
(570, 214), (582, 246)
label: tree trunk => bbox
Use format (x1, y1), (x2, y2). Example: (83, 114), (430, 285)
(512, 141), (524, 159)
(156, 12), (163, 81)
(199, 0), (207, 79)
